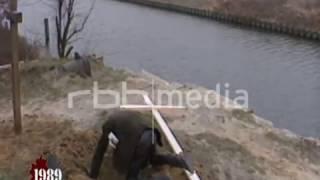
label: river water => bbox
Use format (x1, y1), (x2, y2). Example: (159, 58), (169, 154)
(20, 0), (320, 137)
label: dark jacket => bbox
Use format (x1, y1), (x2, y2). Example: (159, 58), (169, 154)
(90, 110), (162, 178)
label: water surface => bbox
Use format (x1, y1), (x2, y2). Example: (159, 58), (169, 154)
(20, 0), (320, 137)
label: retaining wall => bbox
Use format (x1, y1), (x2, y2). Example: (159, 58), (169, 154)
(120, 0), (320, 41)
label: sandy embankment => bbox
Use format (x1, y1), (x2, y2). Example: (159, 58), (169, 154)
(0, 60), (320, 180)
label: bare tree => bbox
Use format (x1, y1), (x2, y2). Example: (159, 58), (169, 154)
(53, 0), (95, 58)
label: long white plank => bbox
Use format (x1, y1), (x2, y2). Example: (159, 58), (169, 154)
(142, 95), (201, 180)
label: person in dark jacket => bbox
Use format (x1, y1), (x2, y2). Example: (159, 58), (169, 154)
(89, 110), (192, 180)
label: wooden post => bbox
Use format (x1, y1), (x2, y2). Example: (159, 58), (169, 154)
(44, 18), (50, 50)
(10, 0), (22, 134)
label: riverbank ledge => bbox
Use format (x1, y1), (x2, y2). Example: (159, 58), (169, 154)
(0, 59), (320, 179)
(118, 0), (320, 41)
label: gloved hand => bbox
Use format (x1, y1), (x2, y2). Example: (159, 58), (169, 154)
(177, 153), (194, 173)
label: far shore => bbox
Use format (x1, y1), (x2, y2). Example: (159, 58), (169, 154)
(149, 0), (320, 32)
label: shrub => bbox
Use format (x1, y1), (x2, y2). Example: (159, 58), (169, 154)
(0, 27), (39, 65)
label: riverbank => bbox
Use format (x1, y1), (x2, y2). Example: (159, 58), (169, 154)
(154, 0), (320, 31)
(119, 0), (320, 41)
(0, 59), (320, 180)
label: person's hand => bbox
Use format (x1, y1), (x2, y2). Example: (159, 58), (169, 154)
(177, 153), (194, 173)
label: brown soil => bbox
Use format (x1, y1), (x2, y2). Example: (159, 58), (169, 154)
(0, 114), (98, 180)
(0, 114), (187, 180)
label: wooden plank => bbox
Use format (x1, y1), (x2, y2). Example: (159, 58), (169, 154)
(0, 64), (11, 70)
(120, 104), (186, 110)
(143, 95), (201, 180)
(0, 61), (24, 70)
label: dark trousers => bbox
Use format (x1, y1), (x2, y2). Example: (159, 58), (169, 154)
(126, 130), (185, 180)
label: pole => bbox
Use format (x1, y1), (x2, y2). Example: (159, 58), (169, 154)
(44, 18), (50, 50)
(10, 0), (22, 134)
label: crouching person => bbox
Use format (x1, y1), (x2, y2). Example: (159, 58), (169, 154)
(89, 110), (192, 180)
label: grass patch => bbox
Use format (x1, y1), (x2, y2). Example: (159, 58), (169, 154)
(176, 131), (267, 179)
(0, 59), (128, 103)
(265, 131), (320, 165)
(231, 109), (257, 125)
(0, 27), (39, 65)
(265, 131), (297, 147)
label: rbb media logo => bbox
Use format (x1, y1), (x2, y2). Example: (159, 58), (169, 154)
(29, 155), (63, 180)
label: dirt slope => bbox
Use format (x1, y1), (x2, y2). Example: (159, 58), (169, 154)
(0, 60), (320, 180)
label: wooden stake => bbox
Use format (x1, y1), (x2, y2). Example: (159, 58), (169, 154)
(10, 0), (22, 134)
(44, 18), (50, 50)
